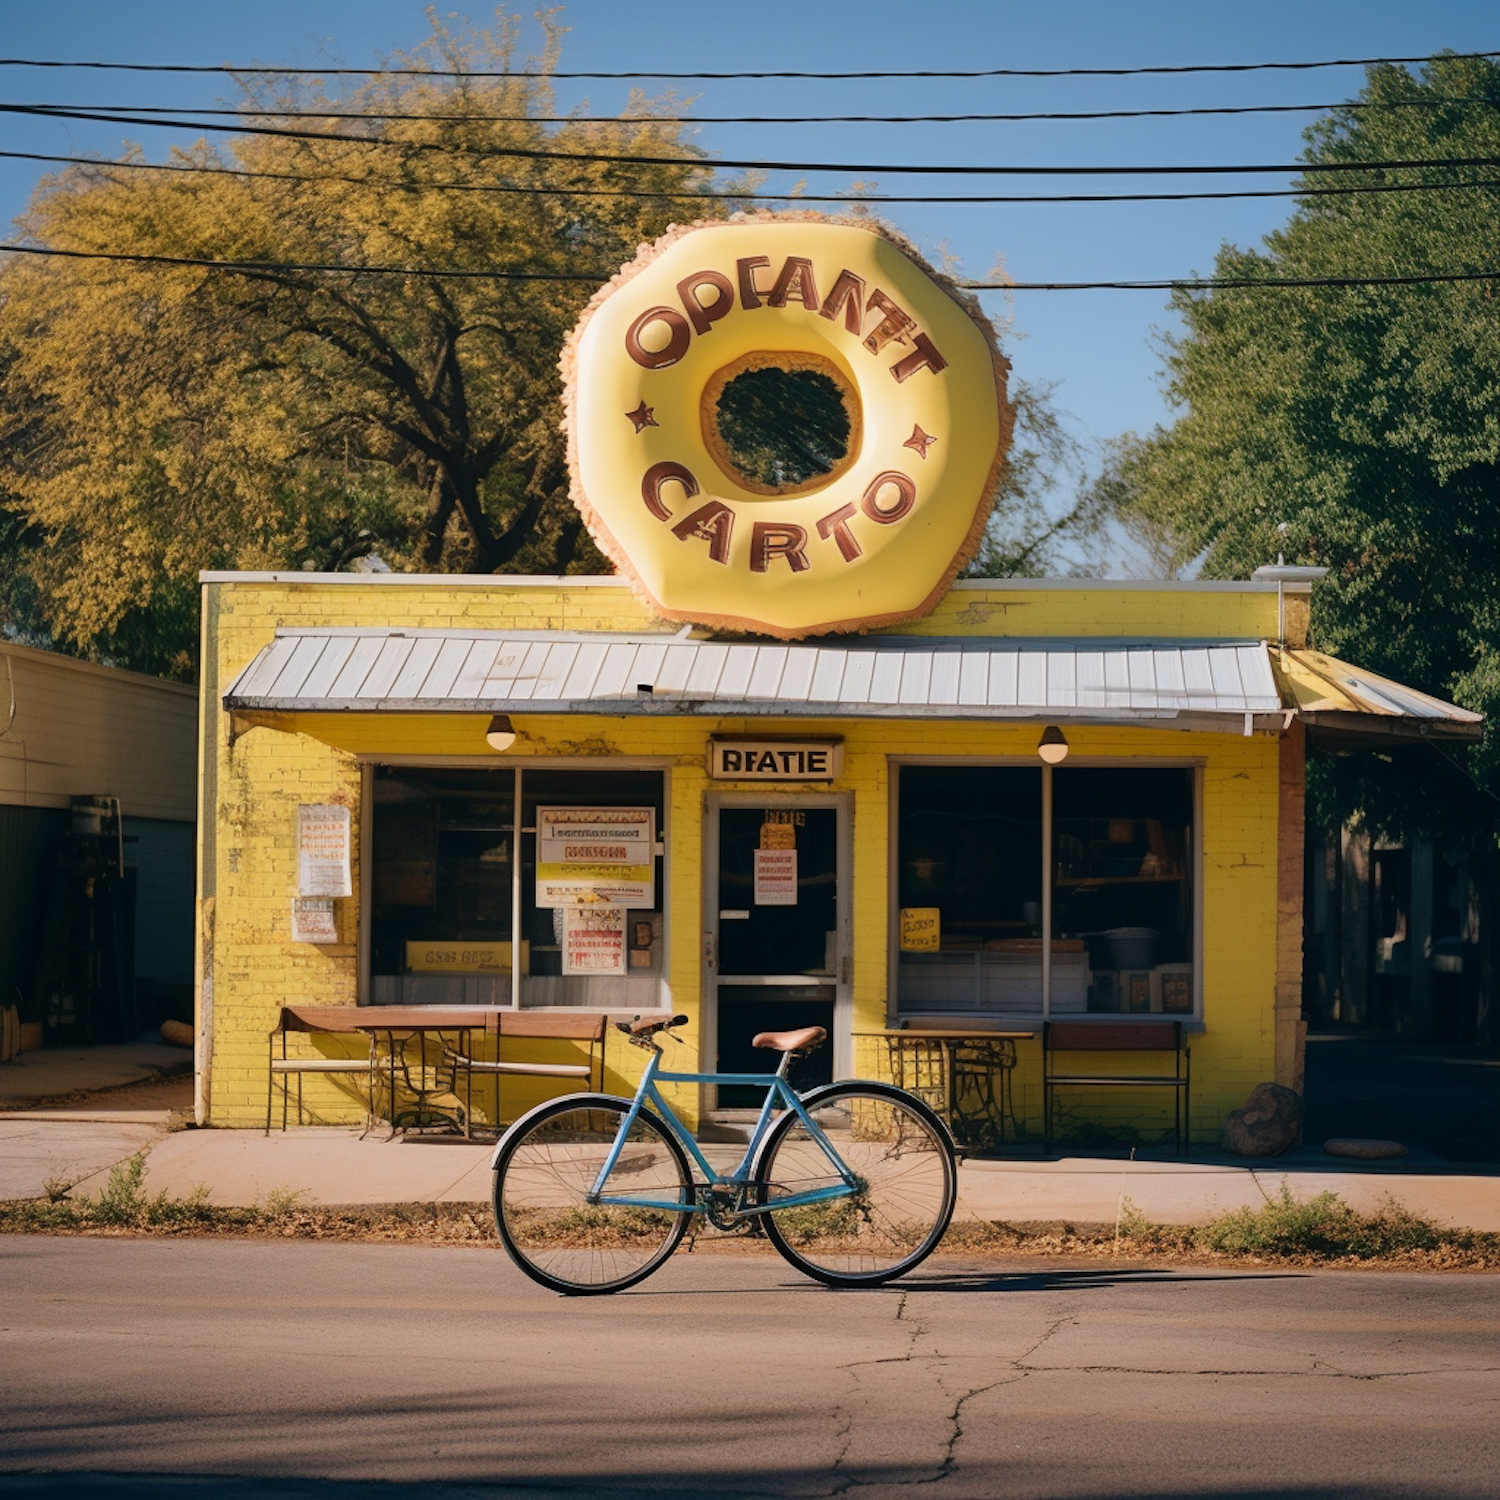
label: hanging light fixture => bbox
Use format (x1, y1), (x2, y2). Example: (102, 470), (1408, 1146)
(485, 714), (517, 752)
(1037, 725), (1069, 764)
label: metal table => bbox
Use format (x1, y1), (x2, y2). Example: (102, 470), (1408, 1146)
(858, 1028), (1030, 1151)
(353, 1010), (482, 1137)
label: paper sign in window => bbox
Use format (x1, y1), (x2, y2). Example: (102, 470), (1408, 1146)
(562, 905), (627, 975)
(753, 848), (798, 906)
(536, 807), (654, 907)
(899, 907), (941, 952)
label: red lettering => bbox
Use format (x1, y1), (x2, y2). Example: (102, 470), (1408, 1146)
(625, 306), (692, 369)
(670, 500), (735, 564)
(816, 502), (863, 562)
(676, 269), (735, 336)
(736, 255), (771, 310)
(861, 289), (916, 355)
(641, 461), (700, 521)
(818, 269), (866, 335)
(889, 331), (949, 382)
(860, 471), (917, 524)
(767, 256), (821, 311)
(750, 522), (811, 574)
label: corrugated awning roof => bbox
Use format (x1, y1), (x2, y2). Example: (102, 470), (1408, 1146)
(1273, 648), (1483, 743)
(224, 628), (1285, 727)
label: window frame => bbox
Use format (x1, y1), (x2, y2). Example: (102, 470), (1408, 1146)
(358, 755), (674, 1009)
(888, 754), (1204, 1025)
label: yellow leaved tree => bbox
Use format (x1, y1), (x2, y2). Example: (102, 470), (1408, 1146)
(0, 11), (740, 676)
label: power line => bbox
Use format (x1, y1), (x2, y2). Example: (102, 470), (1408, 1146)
(9, 95), (1496, 126)
(6, 103), (1499, 177)
(0, 242), (600, 279)
(5, 241), (1498, 292)
(1, 49), (1497, 80)
(9, 147), (1499, 208)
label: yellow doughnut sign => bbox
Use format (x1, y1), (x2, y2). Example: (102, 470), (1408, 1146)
(562, 214), (1013, 639)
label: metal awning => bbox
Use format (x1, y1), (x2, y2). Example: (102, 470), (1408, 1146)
(224, 628), (1287, 727)
(1272, 648), (1483, 744)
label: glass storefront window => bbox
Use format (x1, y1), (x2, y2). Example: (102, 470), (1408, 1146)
(368, 766), (666, 1009)
(896, 766), (1046, 1015)
(1053, 767), (1194, 1015)
(895, 763), (1196, 1019)
(520, 769), (665, 1009)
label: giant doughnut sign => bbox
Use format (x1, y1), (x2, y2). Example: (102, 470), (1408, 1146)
(562, 213), (1013, 639)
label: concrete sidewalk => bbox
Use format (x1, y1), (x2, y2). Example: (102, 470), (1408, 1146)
(0, 1037), (191, 1108)
(13, 1121), (1496, 1232)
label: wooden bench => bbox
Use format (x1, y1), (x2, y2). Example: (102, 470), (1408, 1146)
(266, 1007), (375, 1133)
(443, 1011), (610, 1137)
(1042, 1020), (1191, 1154)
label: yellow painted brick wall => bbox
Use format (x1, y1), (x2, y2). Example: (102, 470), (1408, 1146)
(202, 576), (1285, 1139)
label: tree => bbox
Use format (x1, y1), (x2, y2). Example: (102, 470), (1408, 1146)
(965, 379), (1108, 578)
(0, 11), (738, 676)
(1104, 54), (1500, 832)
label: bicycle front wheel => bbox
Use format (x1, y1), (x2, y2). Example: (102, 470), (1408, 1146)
(754, 1082), (957, 1288)
(492, 1096), (692, 1295)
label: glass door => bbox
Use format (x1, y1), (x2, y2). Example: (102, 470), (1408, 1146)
(708, 801), (847, 1109)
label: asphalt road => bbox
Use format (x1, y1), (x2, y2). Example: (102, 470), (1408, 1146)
(2, 1238), (1498, 1500)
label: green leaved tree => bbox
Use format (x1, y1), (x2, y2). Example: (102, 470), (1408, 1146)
(1102, 53), (1500, 835)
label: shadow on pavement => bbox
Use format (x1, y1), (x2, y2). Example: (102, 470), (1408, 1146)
(1302, 1029), (1500, 1165)
(0, 1473), (1460, 1499)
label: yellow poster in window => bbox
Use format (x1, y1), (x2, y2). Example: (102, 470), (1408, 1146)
(405, 941), (515, 973)
(899, 907), (941, 952)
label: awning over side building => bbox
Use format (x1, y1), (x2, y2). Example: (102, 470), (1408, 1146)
(1273, 648), (1484, 744)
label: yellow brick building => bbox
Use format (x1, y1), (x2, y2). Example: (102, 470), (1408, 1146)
(198, 570), (1476, 1145)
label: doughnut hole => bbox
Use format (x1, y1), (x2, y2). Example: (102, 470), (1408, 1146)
(702, 352), (862, 497)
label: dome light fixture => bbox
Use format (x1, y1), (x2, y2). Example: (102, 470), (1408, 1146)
(1037, 725), (1069, 765)
(485, 714), (517, 752)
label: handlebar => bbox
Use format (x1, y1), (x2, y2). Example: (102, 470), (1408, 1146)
(615, 1013), (689, 1048)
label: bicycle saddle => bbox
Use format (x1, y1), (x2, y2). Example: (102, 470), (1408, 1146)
(752, 1026), (827, 1054)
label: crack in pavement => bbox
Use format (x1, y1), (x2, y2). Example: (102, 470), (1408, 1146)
(822, 1306), (1082, 1493)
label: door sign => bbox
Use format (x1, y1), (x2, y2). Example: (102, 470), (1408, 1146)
(753, 847), (798, 906)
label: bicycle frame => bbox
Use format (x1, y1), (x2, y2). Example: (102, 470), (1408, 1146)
(589, 1044), (860, 1221)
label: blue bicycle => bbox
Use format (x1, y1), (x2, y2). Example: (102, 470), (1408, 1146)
(490, 1015), (958, 1295)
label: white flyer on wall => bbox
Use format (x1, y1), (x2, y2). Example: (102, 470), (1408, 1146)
(297, 804), (351, 897)
(561, 904), (627, 975)
(753, 848), (798, 906)
(290, 897), (338, 944)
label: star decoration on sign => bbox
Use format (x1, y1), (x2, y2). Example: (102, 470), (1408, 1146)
(626, 401), (658, 433)
(902, 423), (937, 459)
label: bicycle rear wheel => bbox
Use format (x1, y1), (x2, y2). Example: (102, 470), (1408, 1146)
(754, 1082), (956, 1288)
(492, 1096), (692, 1295)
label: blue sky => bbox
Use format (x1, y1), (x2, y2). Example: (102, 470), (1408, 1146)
(2, 1), (1494, 548)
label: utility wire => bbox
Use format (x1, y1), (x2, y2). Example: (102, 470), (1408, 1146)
(1, 50), (1497, 79)
(8, 147), (1499, 208)
(9, 95), (1496, 125)
(6, 103), (1499, 176)
(5, 241), (1498, 292)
